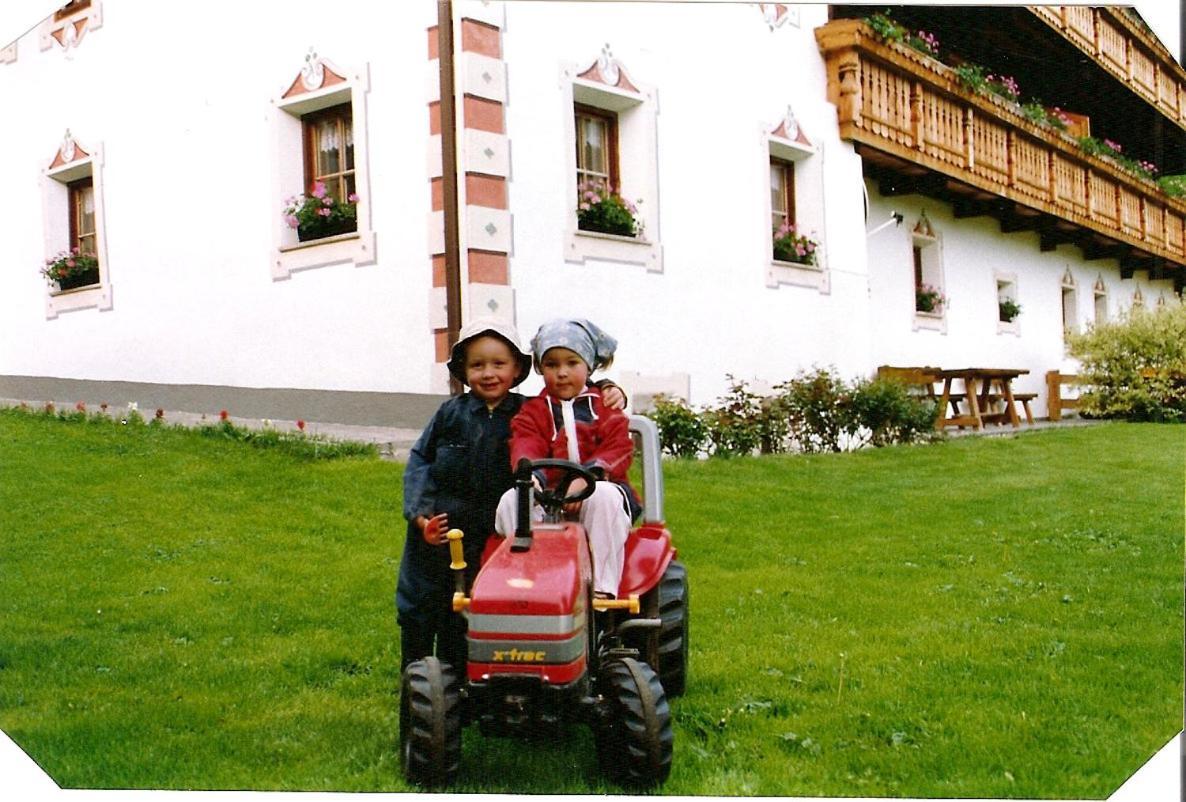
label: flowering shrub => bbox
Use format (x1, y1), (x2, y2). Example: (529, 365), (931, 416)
(953, 63), (1020, 104)
(907, 29), (939, 58)
(1068, 304), (1186, 422)
(41, 248), (99, 286)
(772, 223), (819, 265)
(864, 13), (938, 59)
(1021, 102), (1072, 131)
(576, 180), (642, 237)
(985, 73), (1020, 102)
(1077, 137), (1159, 180)
(998, 297), (1022, 322)
(282, 181), (359, 241)
(864, 13), (906, 45)
(915, 284), (946, 314)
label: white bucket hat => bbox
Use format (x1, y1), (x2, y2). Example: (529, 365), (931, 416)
(446, 317), (533, 387)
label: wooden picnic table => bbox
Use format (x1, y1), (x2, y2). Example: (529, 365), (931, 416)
(922, 367), (1030, 431)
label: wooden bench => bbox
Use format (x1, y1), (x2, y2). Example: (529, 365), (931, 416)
(876, 366), (964, 415)
(1046, 371), (1084, 421)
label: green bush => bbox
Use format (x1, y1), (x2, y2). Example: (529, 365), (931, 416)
(1067, 304), (1186, 422)
(848, 378), (938, 447)
(645, 395), (709, 458)
(703, 376), (767, 458)
(774, 368), (855, 454)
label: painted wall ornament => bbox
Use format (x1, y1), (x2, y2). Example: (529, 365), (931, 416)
(301, 47), (325, 91)
(597, 44), (619, 87)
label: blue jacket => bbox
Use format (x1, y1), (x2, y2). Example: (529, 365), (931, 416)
(397, 391), (524, 621)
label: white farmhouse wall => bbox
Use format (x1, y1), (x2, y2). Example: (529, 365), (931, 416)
(500, 3), (873, 404)
(0, 1), (440, 393)
(1, 1), (1180, 411)
(866, 188), (1180, 417)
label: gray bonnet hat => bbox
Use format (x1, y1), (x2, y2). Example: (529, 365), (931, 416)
(530, 318), (618, 372)
(446, 317), (533, 387)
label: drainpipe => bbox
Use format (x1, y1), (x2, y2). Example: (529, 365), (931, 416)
(437, 0), (463, 395)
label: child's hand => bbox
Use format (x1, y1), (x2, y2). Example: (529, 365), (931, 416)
(418, 513), (450, 546)
(602, 385), (626, 410)
(563, 477), (588, 516)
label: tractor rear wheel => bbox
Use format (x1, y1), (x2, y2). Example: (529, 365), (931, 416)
(628, 559), (689, 696)
(594, 657), (673, 788)
(399, 657), (462, 788)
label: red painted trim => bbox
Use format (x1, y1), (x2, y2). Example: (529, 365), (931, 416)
(467, 250), (508, 284)
(463, 95), (504, 134)
(460, 18), (501, 58)
(465, 173), (507, 209)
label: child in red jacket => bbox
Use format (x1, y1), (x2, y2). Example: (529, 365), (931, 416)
(494, 319), (640, 598)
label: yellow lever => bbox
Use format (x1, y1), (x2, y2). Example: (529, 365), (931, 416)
(447, 528), (466, 571)
(452, 591), (471, 612)
(592, 594), (641, 614)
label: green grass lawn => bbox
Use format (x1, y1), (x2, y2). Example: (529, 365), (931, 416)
(0, 409), (1181, 796)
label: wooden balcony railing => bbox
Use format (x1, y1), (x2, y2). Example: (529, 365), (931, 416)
(816, 19), (1186, 269)
(1030, 6), (1186, 129)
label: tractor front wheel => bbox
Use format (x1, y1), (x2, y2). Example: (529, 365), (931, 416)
(628, 559), (689, 696)
(399, 657), (462, 788)
(594, 657), (673, 788)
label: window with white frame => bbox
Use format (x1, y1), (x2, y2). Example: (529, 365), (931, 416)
(911, 214), (944, 329)
(1093, 277), (1108, 325)
(42, 130), (111, 317)
(996, 274), (1020, 333)
(562, 45), (661, 272)
(1132, 287), (1145, 309)
(1061, 270), (1078, 338)
(271, 49), (374, 280)
(765, 105), (824, 291)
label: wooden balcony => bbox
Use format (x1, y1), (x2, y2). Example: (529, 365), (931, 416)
(816, 19), (1186, 274)
(1030, 6), (1186, 131)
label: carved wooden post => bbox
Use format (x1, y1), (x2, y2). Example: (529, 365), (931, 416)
(964, 107), (975, 169)
(1004, 130), (1016, 187)
(1046, 148), (1056, 203)
(836, 50), (862, 128)
(1084, 165), (1093, 219)
(912, 80), (925, 151)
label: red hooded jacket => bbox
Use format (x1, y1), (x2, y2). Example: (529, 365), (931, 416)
(510, 387), (640, 517)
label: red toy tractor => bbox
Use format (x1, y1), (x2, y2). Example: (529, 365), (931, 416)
(399, 416), (688, 789)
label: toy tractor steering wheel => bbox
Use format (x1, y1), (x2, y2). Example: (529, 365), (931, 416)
(524, 458), (598, 511)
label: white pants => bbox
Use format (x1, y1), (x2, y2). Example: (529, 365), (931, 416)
(494, 482), (631, 597)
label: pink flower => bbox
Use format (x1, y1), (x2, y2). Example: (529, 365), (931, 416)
(66, 259), (76, 268)
(219, 409), (229, 421)
(318, 207), (333, 217)
(297, 419), (306, 431)
(589, 195), (600, 204)
(71, 247), (80, 254)
(347, 193), (359, 203)
(75, 401), (86, 412)
(1104, 139), (1123, 153)
(579, 202), (590, 211)
(312, 182), (327, 199)
(285, 214), (299, 228)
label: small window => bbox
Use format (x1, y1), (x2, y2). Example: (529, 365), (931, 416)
(770, 159), (795, 233)
(303, 104), (356, 206)
(575, 104), (617, 194)
(912, 218), (944, 320)
(1132, 288), (1145, 309)
(996, 275), (1020, 331)
(1093, 279), (1108, 325)
(1061, 275), (1078, 338)
(69, 178), (97, 258)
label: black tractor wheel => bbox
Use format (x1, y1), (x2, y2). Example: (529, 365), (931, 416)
(399, 657), (462, 788)
(594, 657), (673, 788)
(627, 558), (689, 697)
